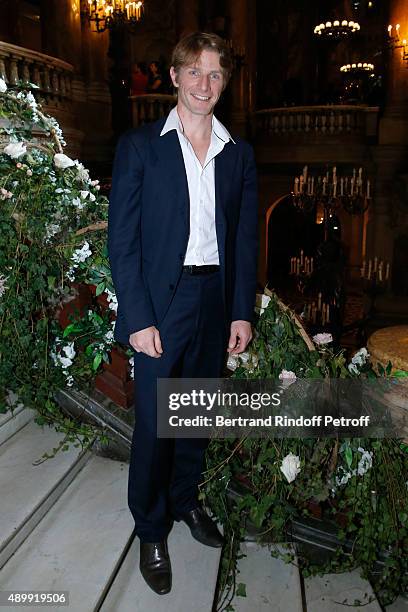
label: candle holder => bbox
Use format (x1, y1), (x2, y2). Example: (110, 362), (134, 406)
(361, 258), (390, 319)
(292, 166), (371, 217)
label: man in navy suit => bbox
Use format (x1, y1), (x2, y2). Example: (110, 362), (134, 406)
(108, 32), (258, 595)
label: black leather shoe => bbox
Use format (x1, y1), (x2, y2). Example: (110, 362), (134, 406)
(180, 507), (224, 548)
(139, 540), (171, 595)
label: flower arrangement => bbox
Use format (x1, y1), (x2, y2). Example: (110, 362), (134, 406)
(0, 78), (117, 453)
(202, 291), (408, 610)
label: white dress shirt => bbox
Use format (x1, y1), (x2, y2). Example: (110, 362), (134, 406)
(160, 106), (235, 266)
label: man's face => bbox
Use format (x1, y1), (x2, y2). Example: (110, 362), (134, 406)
(170, 49), (225, 117)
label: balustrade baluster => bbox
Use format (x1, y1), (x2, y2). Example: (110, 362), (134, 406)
(51, 69), (59, 95)
(321, 113), (327, 134)
(288, 113), (294, 133)
(9, 57), (19, 85)
(0, 57), (7, 82)
(337, 112), (343, 133)
(296, 113), (302, 132)
(304, 113), (310, 133)
(346, 112), (351, 132)
(314, 113), (319, 132)
(21, 61), (30, 84)
(139, 102), (146, 125)
(329, 111), (335, 134)
(60, 73), (66, 96)
(32, 64), (41, 89)
(43, 66), (51, 92)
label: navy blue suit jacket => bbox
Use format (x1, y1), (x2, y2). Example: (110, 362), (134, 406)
(108, 115), (258, 346)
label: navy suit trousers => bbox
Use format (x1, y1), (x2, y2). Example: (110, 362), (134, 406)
(128, 269), (227, 542)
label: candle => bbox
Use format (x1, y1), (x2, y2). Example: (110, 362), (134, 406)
(322, 177), (327, 195)
(351, 177), (354, 196)
(386, 263), (390, 280)
(367, 259), (372, 280)
(311, 177), (315, 195)
(333, 182), (337, 198)
(358, 167), (363, 181)
(374, 257), (378, 272)
(318, 292), (322, 311)
(361, 260), (366, 277)
(294, 177), (299, 194)
(299, 176), (304, 193)
(379, 266), (383, 282)
(310, 257), (314, 273)
(300, 250), (304, 266)
(340, 177), (344, 196)
(303, 165), (308, 182)
(326, 304), (330, 323)
(367, 179), (370, 198)
(296, 259), (300, 275)
(333, 166), (337, 181)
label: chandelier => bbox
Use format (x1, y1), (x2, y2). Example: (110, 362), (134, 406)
(314, 20), (360, 39)
(83, 0), (144, 33)
(291, 166), (371, 216)
(340, 62), (374, 74)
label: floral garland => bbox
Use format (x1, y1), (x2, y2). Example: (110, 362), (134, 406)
(203, 292), (408, 610)
(0, 78), (117, 453)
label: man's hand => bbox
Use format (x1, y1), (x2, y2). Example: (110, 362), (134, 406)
(129, 326), (163, 358)
(227, 320), (252, 355)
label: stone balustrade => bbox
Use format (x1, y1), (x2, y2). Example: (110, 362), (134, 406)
(0, 41), (74, 107)
(130, 94), (176, 127)
(252, 105), (379, 140)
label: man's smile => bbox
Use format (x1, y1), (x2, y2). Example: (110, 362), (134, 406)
(191, 93), (211, 101)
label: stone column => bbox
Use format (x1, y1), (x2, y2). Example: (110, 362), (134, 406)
(40, 0), (85, 157)
(40, 0), (82, 70)
(80, 19), (112, 162)
(369, 0), (408, 291)
(226, 0), (256, 136)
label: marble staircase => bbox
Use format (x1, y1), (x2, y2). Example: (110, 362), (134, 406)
(0, 400), (406, 612)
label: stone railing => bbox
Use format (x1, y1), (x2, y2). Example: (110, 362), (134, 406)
(252, 105), (379, 140)
(0, 41), (74, 106)
(130, 94), (176, 127)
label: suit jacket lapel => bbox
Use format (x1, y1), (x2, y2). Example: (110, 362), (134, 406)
(215, 142), (236, 217)
(150, 127), (190, 230)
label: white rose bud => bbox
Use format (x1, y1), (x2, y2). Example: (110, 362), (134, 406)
(54, 153), (75, 169)
(0, 78), (7, 93)
(280, 453), (301, 483)
(4, 142), (27, 159)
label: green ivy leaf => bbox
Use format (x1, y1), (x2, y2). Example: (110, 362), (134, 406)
(95, 281), (105, 296)
(92, 353), (103, 371)
(236, 583), (247, 597)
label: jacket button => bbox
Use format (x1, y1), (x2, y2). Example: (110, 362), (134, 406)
(169, 284), (174, 290)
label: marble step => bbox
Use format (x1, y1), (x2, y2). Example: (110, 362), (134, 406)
(228, 542), (303, 612)
(0, 394), (35, 447)
(0, 454), (134, 612)
(0, 419), (91, 569)
(304, 569), (382, 611)
(99, 521), (222, 612)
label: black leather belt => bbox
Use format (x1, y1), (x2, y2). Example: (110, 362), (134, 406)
(183, 265), (220, 275)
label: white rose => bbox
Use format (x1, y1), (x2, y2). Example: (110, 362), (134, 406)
(312, 332), (333, 345)
(4, 142), (27, 159)
(62, 342), (76, 360)
(227, 354), (239, 371)
(280, 453), (301, 483)
(54, 153), (75, 169)
(279, 369), (297, 388)
(58, 356), (73, 369)
(256, 293), (271, 315)
(0, 78), (7, 93)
